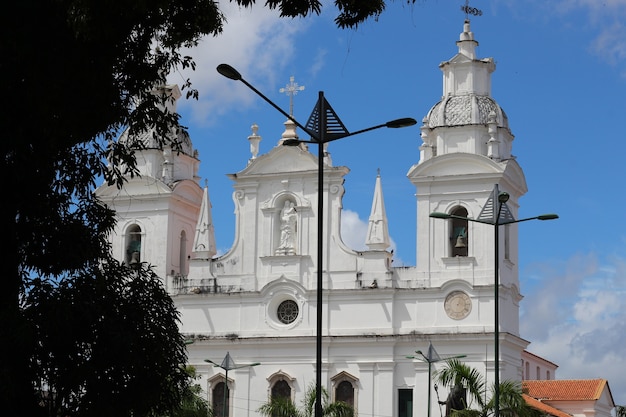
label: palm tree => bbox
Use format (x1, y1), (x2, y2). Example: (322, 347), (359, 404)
(163, 366), (213, 417)
(258, 383), (355, 417)
(434, 359), (540, 417)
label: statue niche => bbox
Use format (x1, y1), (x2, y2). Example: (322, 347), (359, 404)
(275, 200), (297, 256)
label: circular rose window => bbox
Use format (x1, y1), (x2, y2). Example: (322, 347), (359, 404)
(277, 300), (299, 324)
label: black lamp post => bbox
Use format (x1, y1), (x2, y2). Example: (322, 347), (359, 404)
(205, 352), (260, 417)
(407, 341), (466, 417)
(429, 185), (557, 417)
(217, 63), (416, 417)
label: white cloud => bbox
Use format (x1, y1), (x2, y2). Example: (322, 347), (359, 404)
(340, 209), (369, 251)
(167, 2), (313, 127)
(521, 252), (626, 403)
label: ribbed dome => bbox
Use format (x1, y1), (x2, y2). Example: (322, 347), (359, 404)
(424, 94), (509, 130)
(119, 127), (194, 156)
(424, 94), (509, 129)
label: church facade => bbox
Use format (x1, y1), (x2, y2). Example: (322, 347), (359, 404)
(97, 19), (540, 417)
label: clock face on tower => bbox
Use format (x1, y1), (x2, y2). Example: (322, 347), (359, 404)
(444, 291), (472, 320)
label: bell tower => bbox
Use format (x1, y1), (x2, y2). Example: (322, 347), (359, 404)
(96, 85), (205, 287)
(407, 19), (527, 355)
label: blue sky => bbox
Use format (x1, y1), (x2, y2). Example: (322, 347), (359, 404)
(168, 0), (626, 405)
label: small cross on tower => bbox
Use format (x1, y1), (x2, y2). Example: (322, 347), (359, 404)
(280, 76), (305, 116)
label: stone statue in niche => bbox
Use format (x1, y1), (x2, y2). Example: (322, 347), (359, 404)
(275, 201), (297, 255)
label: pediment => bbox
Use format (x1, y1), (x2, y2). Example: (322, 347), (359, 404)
(235, 145), (318, 177)
(408, 154), (527, 194)
(96, 176), (171, 199)
(408, 153), (503, 179)
(171, 179), (203, 203)
(441, 53), (473, 66)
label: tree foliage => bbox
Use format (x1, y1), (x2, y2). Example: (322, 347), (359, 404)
(1, 0), (412, 414)
(258, 383), (354, 417)
(26, 262), (189, 417)
(435, 359), (541, 417)
(163, 366), (213, 417)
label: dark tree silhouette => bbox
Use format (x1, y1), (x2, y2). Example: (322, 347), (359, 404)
(1, 0), (419, 414)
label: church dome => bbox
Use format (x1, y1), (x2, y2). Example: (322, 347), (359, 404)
(118, 126), (194, 156)
(424, 94), (510, 130)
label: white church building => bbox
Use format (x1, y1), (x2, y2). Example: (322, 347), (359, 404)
(96, 19), (606, 417)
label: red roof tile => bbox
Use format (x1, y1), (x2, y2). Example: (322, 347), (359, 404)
(523, 394), (572, 417)
(523, 379), (607, 401)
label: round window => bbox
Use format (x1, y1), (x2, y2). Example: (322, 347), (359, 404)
(277, 300), (299, 324)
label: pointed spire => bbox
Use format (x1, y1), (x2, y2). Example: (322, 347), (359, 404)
(365, 170), (390, 251)
(192, 181), (217, 259)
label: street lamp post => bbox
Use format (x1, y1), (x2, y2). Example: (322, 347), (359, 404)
(407, 341), (466, 417)
(217, 63), (417, 417)
(205, 352), (261, 417)
(429, 185), (558, 417)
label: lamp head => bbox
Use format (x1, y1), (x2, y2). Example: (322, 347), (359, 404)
(386, 118), (417, 128)
(216, 64), (242, 81)
(537, 214), (559, 220)
(498, 192), (510, 203)
(430, 212), (451, 219)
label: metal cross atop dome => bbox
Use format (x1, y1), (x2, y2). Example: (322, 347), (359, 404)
(280, 76), (305, 116)
(461, 0), (482, 19)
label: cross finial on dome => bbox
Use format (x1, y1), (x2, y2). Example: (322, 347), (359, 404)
(280, 76), (305, 116)
(461, 0), (482, 20)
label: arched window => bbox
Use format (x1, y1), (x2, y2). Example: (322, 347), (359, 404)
(335, 381), (354, 406)
(271, 380), (291, 400)
(212, 381), (229, 417)
(208, 373), (234, 417)
(179, 230), (187, 276)
(125, 224), (142, 266)
(450, 207), (468, 257)
(525, 362), (530, 380)
(267, 371), (295, 403)
(331, 371), (358, 410)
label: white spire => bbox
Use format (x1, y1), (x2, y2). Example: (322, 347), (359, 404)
(457, 19), (478, 59)
(365, 171), (390, 251)
(192, 182), (217, 259)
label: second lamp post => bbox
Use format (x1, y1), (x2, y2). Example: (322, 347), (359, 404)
(430, 185), (557, 417)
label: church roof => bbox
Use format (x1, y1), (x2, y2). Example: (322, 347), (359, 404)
(523, 379), (612, 402)
(523, 394), (572, 417)
(425, 94), (509, 129)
